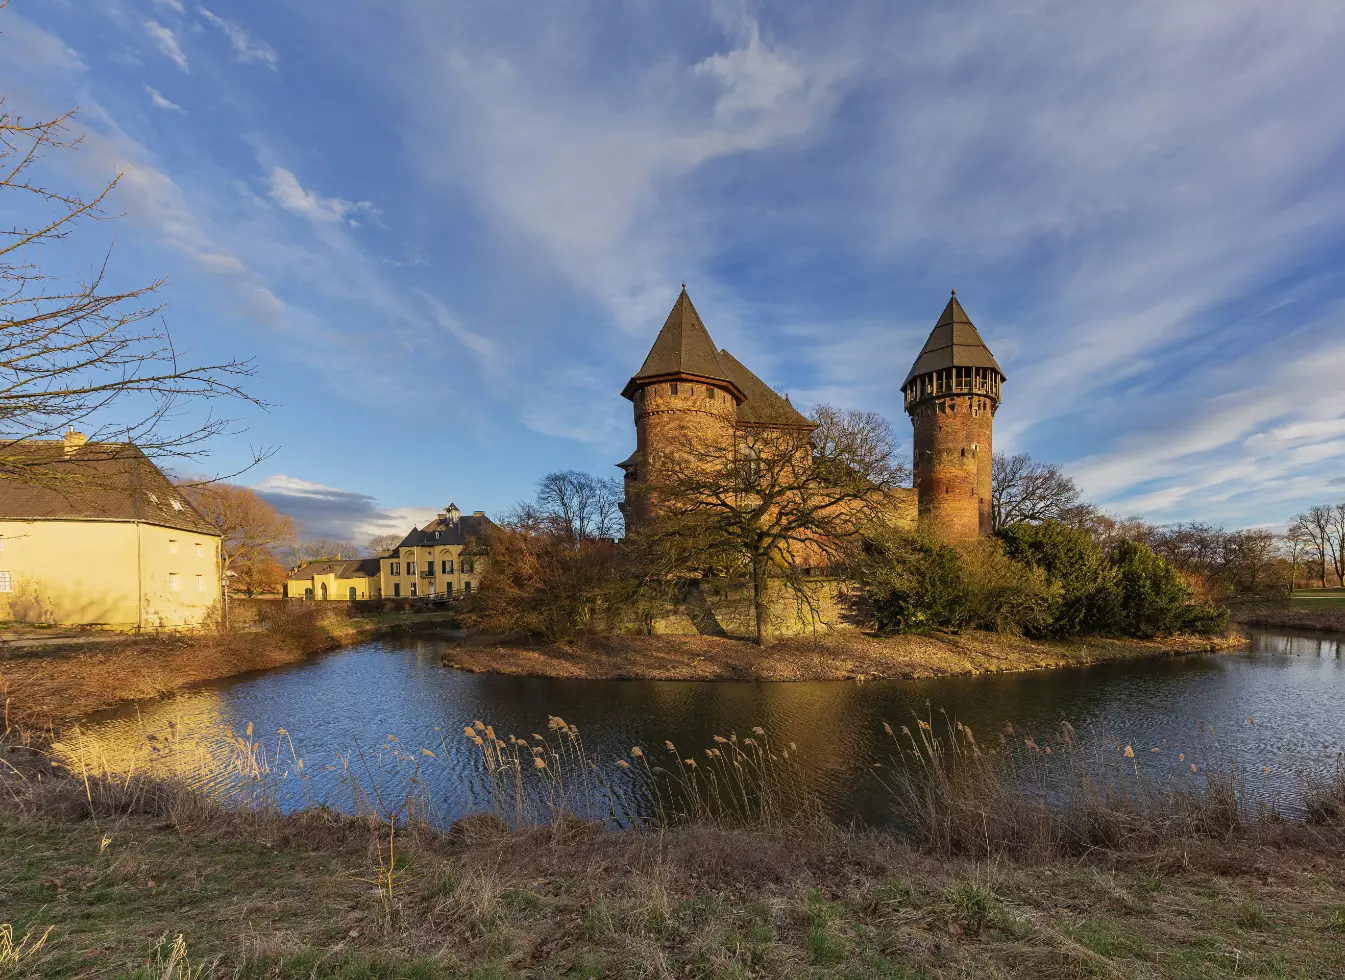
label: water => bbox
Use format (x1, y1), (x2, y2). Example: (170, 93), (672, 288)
(55, 628), (1345, 827)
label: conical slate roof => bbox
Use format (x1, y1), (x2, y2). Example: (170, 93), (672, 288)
(621, 287), (744, 401)
(717, 349), (815, 429)
(902, 293), (1004, 388)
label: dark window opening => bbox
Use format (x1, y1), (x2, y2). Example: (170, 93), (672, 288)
(670, 383), (679, 395)
(393, 583), (401, 597)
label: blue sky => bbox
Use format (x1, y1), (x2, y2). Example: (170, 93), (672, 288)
(5, 0), (1345, 541)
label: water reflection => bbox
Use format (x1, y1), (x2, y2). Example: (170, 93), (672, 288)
(54, 629), (1345, 827)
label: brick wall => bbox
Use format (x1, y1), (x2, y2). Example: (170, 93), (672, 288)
(910, 393), (994, 541)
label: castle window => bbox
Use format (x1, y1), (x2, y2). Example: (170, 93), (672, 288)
(670, 383), (679, 395)
(706, 388), (714, 400)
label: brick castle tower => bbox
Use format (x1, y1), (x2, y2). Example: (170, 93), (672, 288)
(619, 286), (814, 526)
(902, 291), (1004, 541)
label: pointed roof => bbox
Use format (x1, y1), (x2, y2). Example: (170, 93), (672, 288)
(902, 292), (1004, 388)
(621, 286), (744, 401)
(717, 349), (815, 429)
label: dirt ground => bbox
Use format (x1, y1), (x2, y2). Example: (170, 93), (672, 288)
(441, 629), (1244, 682)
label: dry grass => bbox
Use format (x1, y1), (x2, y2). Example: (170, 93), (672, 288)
(1231, 601), (1345, 633)
(441, 629), (1244, 682)
(0, 609), (457, 728)
(4, 713), (1345, 978)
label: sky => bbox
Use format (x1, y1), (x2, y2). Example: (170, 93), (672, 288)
(4, 0), (1345, 542)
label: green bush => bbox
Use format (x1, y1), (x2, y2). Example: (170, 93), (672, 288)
(863, 523), (1228, 638)
(862, 534), (1057, 635)
(1108, 540), (1228, 637)
(997, 521), (1122, 637)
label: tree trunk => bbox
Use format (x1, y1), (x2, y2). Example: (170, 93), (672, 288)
(751, 551), (768, 647)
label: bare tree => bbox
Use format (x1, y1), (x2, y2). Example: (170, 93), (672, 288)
(1289, 506), (1333, 588)
(1285, 525), (1313, 592)
(366, 533), (404, 556)
(991, 453), (1082, 530)
(281, 538), (361, 567)
(1328, 503), (1345, 587)
(1, 101), (267, 487)
(635, 404), (904, 645)
(178, 481), (297, 618)
(534, 470), (624, 543)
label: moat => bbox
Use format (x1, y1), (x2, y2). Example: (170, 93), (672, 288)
(56, 628), (1345, 827)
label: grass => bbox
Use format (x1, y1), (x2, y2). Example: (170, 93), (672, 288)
(4, 709), (1345, 977)
(0, 608), (459, 727)
(441, 628), (1243, 682)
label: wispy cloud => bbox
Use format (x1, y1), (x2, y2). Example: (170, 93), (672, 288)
(254, 474), (438, 541)
(145, 85), (185, 113)
(198, 8), (278, 68)
(153, 0), (185, 12)
(143, 19), (188, 71)
(267, 166), (377, 226)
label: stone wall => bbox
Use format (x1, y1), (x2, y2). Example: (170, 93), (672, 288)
(637, 577), (870, 639)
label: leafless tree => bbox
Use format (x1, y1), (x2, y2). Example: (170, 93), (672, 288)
(178, 480), (297, 619)
(1328, 503), (1345, 587)
(1, 100), (267, 488)
(991, 452), (1082, 530)
(365, 533), (404, 556)
(634, 404), (905, 645)
(533, 470), (624, 543)
(1289, 506), (1334, 588)
(280, 538), (361, 567)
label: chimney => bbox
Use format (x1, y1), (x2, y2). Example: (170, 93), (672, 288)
(472, 510), (485, 518)
(64, 427), (88, 456)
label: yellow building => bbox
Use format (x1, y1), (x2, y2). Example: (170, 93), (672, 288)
(379, 503), (491, 599)
(0, 431), (223, 628)
(283, 557), (382, 601)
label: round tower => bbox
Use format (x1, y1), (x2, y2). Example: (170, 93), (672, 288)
(619, 286), (744, 526)
(902, 291), (1005, 542)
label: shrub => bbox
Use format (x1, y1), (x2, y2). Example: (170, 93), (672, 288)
(862, 533), (1057, 635)
(998, 521), (1122, 637)
(1109, 540), (1228, 637)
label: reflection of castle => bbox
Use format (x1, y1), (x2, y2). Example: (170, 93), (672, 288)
(618, 287), (1004, 542)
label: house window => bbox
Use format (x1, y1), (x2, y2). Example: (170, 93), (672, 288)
(349, 587), (357, 600)
(169, 573), (180, 592)
(410, 583), (417, 597)
(462, 558), (474, 574)
(305, 587), (314, 599)
(442, 559), (452, 574)
(195, 543), (204, 557)
(0, 571), (11, 593)
(196, 574), (205, 592)
(169, 539), (178, 555)
(445, 582), (453, 597)
(463, 581), (472, 595)
(393, 583), (401, 597)
(407, 561), (416, 575)
(391, 562), (401, 576)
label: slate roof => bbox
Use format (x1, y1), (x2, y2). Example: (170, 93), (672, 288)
(717, 349), (815, 429)
(902, 293), (1004, 388)
(395, 513), (494, 552)
(0, 440), (219, 536)
(288, 556), (382, 580)
(621, 287), (745, 401)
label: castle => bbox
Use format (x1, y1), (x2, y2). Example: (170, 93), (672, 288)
(618, 286), (1004, 544)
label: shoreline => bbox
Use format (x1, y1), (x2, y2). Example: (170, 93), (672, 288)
(1230, 603), (1345, 635)
(0, 610), (459, 728)
(440, 629), (1245, 683)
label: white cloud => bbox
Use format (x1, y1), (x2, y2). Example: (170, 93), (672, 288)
(154, 0), (185, 11)
(268, 167), (377, 227)
(198, 8), (278, 68)
(144, 20), (188, 71)
(145, 85), (185, 113)
(254, 474), (440, 542)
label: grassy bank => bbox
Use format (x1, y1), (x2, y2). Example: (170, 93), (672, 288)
(441, 629), (1243, 682)
(3, 719), (1344, 980)
(0, 610), (459, 728)
(1232, 602), (1345, 634)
